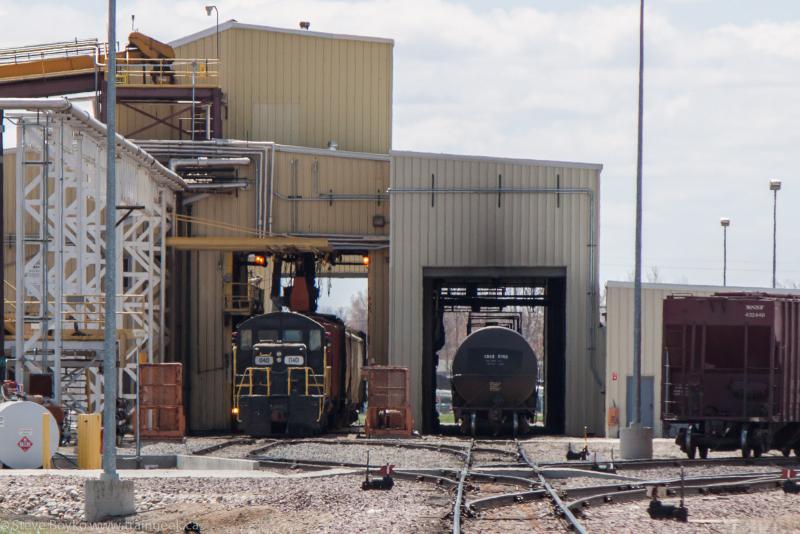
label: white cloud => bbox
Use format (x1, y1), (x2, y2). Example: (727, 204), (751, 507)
(2, 0), (800, 287)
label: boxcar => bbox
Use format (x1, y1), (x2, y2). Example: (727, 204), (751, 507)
(662, 293), (800, 458)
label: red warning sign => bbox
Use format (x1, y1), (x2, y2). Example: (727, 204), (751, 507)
(17, 436), (33, 452)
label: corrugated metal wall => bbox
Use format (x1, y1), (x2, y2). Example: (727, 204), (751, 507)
(169, 24), (393, 153)
(389, 151), (603, 436)
(181, 148), (389, 430)
(271, 147), (389, 235)
(603, 281), (800, 438)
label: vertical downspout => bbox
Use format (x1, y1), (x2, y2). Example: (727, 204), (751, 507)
(268, 145), (276, 235)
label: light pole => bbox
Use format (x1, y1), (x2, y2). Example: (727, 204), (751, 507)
(720, 217), (730, 286)
(205, 5), (219, 59)
(770, 179), (781, 288)
(620, 0), (653, 459)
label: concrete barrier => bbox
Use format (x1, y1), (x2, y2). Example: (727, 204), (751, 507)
(176, 454), (258, 471)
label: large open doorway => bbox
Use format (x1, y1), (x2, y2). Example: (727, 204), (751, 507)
(421, 267), (567, 435)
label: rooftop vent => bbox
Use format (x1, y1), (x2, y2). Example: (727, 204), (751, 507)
(299, 21), (311, 30)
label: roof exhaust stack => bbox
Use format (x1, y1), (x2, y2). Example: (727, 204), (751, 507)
(299, 21), (311, 30)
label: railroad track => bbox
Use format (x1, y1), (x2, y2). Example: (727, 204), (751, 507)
(451, 439), (474, 534)
(539, 454), (800, 471)
(515, 439), (588, 533)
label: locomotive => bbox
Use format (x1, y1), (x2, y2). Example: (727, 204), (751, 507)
(663, 293), (800, 459)
(231, 254), (365, 437)
(451, 326), (539, 436)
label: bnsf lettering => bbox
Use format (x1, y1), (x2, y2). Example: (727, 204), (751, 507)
(746, 305), (764, 311)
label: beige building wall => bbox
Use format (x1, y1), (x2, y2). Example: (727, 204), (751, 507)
(179, 146), (389, 430)
(270, 147), (390, 236)
(166, 22), (393, 153)
(389, 151), (603, 435)
(603, 281), (800, 438)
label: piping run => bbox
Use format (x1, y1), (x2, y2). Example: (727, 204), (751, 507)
(389, 185), (602, 389)
(168, 157), (251, 171)
(0, 97), (186, 191)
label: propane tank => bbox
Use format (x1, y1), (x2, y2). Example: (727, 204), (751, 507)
(0, 401), (60, 468)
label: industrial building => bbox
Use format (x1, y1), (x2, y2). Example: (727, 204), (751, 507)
(0, 21), (604, 436)
(604, 281), (800, 438)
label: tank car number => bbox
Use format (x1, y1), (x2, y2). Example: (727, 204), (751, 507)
(483, 353), (509, 366)
(284, 355), (304, 365)
(254, 355), (274, 366)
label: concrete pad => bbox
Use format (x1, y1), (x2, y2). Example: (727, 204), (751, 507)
(176, 454), (257, 471)
(84, 477), (135, 522)
(620, 424), (654, 459)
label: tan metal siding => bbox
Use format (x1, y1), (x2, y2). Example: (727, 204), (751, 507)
(270, 149), (389, 236)
(603, 282), (800, 438)
(173, 27), (393, 153)
(389, 152), (603, 435)
(368, 248), (389, 364)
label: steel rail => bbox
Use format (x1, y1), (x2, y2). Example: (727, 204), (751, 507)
(467, 471), (782, 514)
(516, 439), (588, 534)
(452, 439), (474, 534)
(567, 475), (785, 512)
(540, 454), (800, 471)
(191, 438), (256, 456)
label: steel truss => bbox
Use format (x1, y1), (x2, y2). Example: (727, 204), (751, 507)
(13, 110), (175, 413)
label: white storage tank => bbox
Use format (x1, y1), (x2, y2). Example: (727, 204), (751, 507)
(0, 401), (60, 469)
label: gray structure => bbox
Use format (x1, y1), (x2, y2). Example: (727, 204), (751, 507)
(388, 151), (603, 436)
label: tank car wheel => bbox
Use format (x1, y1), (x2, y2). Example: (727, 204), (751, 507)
(686, 444), (697, 459)
(470, 413), (477, 437)
(699, 446), (709, 459)
(741, 446), (751, 459)
(752, 445), (763, 458)
(794, 447), (800, 458)
(781, 448), (791, 458)
(512, 413), (519, 437)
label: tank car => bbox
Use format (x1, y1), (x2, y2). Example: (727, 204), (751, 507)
(232, 311), (365, 436)
(663, 293), (800, 459)
(450, 326), (539, 436)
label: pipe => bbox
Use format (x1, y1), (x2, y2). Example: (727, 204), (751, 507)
(184, 180), (249, 191)
(269, 144), (275, 235)
(389, 185), (603, 392)
(168, 157), (251, 171)
(136, 139), (274, 236)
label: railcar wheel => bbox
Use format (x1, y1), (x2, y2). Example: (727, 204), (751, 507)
(741, 447), (751, 459)
(512, 413), (519, 437)
(699, 446), (709, 459)
(687, 444), (697, 459)
(794, 447), (800, 458)
(753, 445), (763, 458)
(781, 448), (791, 458)
(470, 413), (476, 437)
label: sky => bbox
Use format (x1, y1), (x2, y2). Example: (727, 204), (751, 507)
(2, 0), (800, 301)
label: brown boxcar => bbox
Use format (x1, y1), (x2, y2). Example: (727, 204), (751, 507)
(662, 293), (800, 458)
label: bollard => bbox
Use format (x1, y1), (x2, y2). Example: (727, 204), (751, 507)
(77, 413), (102, 469)
(41, 412), (51, 469)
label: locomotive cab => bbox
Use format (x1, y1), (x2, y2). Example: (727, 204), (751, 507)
(233, 313), (332, 436)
